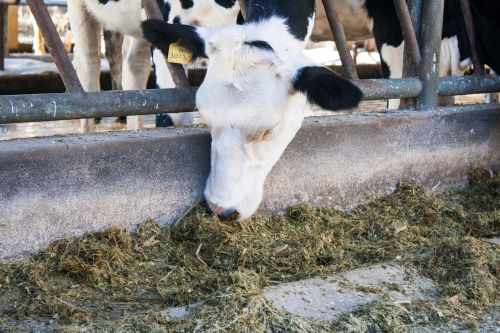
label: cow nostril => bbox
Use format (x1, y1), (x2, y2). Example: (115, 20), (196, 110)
(204, 200), (240, 221)
(217, 208), (240, 221)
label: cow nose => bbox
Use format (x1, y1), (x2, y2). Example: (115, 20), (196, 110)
(204, 200), (240, 221)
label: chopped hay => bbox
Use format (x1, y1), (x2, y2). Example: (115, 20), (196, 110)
(0, 169), (498, 332)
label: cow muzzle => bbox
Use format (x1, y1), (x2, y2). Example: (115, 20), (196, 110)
(204, 200), (240, 221)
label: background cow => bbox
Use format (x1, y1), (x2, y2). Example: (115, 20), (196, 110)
(142, 0), (363, 220)
(68, 0), (240, 130)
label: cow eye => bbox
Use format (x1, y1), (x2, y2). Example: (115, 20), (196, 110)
(244, 40), (274, 52)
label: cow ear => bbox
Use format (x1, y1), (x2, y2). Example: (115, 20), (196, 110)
(293, 66), (363, 111)
(141, 19), (206, 59)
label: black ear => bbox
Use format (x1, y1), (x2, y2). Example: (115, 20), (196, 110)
(141, 19), (206, 59)
(293, 66), (363, 111)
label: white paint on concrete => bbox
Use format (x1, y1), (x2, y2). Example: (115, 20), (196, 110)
(263, 263), (438, 321)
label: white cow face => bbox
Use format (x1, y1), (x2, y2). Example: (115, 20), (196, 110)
(143, 18), (362, 220)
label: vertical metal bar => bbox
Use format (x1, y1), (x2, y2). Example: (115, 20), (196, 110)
(460, 0), (485, 75)
(141, 0), (190, 88)
(402, 0), (422, 78)
(237, 0), (247, 19)
(0, 4), (5, 71)
(321, 0), (359, 80)
(393, 0), (421, 67)
(417, 0), (445, 110)
(400, 0), (422, 109)
(26, 0), (84, 93)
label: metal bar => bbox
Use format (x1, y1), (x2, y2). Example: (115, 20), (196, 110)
(417, 0), (445, 110)
(357, 78), (422, 100)
(321, 0), (359, 80)
(26, 0), (83, 93)
(400, 0), (423, 109)
(141, 0), (190, 87)
(439, 75), (500, 96)
(3, 73), (499, 124)
(393, 0), (421, 67)
(237, 0), (247, 19)
(0, 78), (420, 124)
(0, 4), (5, 71)
(0, 88), (197, 124)
(460, 0), (485, 75)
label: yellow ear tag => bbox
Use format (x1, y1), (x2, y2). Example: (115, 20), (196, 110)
(168, 42), (193, 64)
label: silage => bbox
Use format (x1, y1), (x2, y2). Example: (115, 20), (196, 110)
(0, 169), (498, 332)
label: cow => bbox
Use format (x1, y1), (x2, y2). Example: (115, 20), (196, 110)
(142, 0), (363, 220)
(68, 0), (240, 130)
(362, 0), (500, 108)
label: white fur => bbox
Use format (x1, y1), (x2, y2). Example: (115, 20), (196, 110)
(196, 18), (318, 219)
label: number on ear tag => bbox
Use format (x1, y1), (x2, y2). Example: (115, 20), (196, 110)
(168, 42), (193, 64)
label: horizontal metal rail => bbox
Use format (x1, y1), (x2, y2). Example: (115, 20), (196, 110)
(0, 75), (495, 124)
(439, 75), (500, 96)
(0, 88), (196, 124)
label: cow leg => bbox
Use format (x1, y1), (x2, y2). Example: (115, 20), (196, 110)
(380, 42), (404, 109)
(68, 0), (100, 132)
(152, 49), (194, 127)
(103, 29), (126, 123)
(104, 29), (124, 91)
(122, 35), (151, 130)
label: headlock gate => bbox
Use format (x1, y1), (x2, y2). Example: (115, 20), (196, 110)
(0, 0), (499, 124)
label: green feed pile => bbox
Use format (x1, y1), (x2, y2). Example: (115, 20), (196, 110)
(0, 169), (498, 332)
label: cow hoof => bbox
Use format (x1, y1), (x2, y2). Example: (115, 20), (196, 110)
(156, 114), (174, 128)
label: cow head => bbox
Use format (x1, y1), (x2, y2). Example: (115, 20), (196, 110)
(143, 17), (362, 220)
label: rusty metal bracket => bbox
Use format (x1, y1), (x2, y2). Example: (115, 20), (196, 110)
(321, 0), (359, 80)
(26, 0), (84, 93)
(141, 0), (190, 88)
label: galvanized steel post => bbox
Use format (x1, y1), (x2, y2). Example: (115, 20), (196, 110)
(417, 0), (445, 110)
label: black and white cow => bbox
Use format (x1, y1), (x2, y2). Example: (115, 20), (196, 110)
(68, 0), (240, 130)
(142, 0), (363, 220)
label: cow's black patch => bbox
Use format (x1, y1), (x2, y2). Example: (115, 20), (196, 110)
(142, 19), (206, 59)
(157, 0), (171, 20)
(180, 0), (194, 9)
(244, 40), (274, 52)
(245, 0), (315, 41)
(293, 66), (363, 111)
(215, 0), (237, 9)
(156, 114), (175, 127)
(471, 0), (500, 73)
(237, 11), (245, 25)
(173, 16), (181, 24)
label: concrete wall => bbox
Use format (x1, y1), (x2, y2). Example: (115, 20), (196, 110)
(1, 105), (499, 262)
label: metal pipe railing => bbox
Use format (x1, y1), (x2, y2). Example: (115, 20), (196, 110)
(321, 0), (359, 80)
(2, 75), (499, 124)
